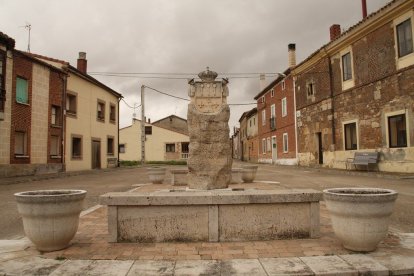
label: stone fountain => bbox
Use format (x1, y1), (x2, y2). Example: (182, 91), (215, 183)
(100, 68), (322, 243)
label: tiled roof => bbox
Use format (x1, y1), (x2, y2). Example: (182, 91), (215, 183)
(0, 31), (15, 49)
(27, 52), (69, 66)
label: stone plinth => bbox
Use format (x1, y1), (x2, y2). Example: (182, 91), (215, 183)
(100, 189), (322, 243)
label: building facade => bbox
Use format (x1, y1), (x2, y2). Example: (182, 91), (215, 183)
(119, 118), (190, 162)
(246, 108), (259, 162)
(0, 31), (67, 177)
(293, 0), (414, 173)
(152, 115), (188, 135)
(32, 52), (122, 172)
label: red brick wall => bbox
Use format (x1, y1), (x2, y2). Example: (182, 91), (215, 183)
(257, 88), (273, 160)
(48, 70), (64, 164)
(10, 53), (32, 164)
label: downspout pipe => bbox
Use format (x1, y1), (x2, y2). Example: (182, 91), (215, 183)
(118, 97), (121, 167)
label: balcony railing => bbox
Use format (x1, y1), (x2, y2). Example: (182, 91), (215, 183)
(270, 117), (276, 130)
(181, 153), (189, 159)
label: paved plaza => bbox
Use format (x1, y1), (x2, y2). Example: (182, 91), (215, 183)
(1, 163), (414, 275)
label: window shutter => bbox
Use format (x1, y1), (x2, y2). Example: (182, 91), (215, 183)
(16, 78), (28, 104)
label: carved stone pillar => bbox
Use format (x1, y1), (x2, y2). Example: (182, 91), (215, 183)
(187, 68), (232, 190)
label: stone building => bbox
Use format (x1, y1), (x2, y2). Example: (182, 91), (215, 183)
(0, 31), (67, 177)
(119, 118), (189, 162)
(231, 127), (241, 160)
(238, 107), (258, 162)
(255, 44), (297, 165)
(152, 115), (188, 135)
(293, 0), (414, 173)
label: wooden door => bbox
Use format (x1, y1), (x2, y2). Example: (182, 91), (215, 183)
(92, 140), (101, 169)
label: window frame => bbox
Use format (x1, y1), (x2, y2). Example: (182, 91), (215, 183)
(396, 18), (413, 58)
(281, 97), (287, 117)
(394, 11), (414, 70)
(145, 125), (152, 135)
(343, 121), (358, 151)
(107, 136), (115, 156)
(283, 133), (288, 153)
(71, 135), (83, 160)
(119, 144), (126, 153)
(109, 103), (116, 124)
(66, 92), (77, 117)
(281, 80), (286, 90)
(262, 138), (266, 154)
(306, 80), (315, 98)
(341, 52), (353, 81)
(0, 50), (5, 112)
(339, 47), (355, 90)
(266, 137), (271, 152)
(16, 77), (29, 105)
(50, 135), (60, 157)
(270, 89), (274, 97)
(387, 113), (408, 148)
(51, 105), (61, 126)
(14, 131), (28, 156)
(262, 109), (266, 126)
(165, 143), (175, 153)
(97, 99), (105, 122)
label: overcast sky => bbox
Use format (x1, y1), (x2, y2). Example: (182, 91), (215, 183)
(1, 0), (390, 132)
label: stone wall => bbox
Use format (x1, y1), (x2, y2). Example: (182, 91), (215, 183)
(0, 48), (12, 165)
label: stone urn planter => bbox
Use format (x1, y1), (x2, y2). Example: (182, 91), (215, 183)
(147, 167), (166, 184)
(15, 189), (86, 252)
(323, 188), (398, 252)
(241, 165), (258, 183)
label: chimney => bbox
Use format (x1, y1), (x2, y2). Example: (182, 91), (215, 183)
(288, 43), (296, 68)
(77, 52), (87, 74)
(329, 24), (341, 41)
(148, 118), (151, 124)
(361, 0), (367, 19)
(259, 74), (266, 91)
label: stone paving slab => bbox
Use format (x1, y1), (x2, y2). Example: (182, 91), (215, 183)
(339, 254), (389, 276)
(221, 259), (266, 275)
(300, 255), (358, 276)
(49, 260), (134, 276)
(127, 260), (175, 276)
(260, 257), (314, 275)
(369, 253), (414, 275)
(174, 260), (220, 276)
(0, 256), (64, 276)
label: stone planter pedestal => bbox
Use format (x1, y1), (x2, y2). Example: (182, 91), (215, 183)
(241, 165), (258, 183)
(323, 188), (398, 252)
(15, 190), (86, 252)
(147, 167), (166, 184)
(231, 168), (243, 184)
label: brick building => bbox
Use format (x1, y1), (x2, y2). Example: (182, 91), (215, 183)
(0, 32), (67, 176)
(254, 44), (297, 165)
(293, 0), (414, 173)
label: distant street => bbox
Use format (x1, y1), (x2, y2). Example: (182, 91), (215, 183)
(1, 163), (413, 239)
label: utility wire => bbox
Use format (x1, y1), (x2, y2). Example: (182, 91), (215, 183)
(121, 98), (141, 109)
(143, 85), (256, 106)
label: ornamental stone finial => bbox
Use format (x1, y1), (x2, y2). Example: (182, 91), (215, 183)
(198, 66), (218, 82)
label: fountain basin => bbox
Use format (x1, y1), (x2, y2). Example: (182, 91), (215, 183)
(100, 188), (322, 243)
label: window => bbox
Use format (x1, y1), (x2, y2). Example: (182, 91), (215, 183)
(0, 51), (5, 112)
(72, 136), (82, 159)
(306, 81), (315, 97)
(110, 104), (116, 123)
(261, 96), (265, 103)
(262, 138), (266, 154)
(145, 126), (152, 135)
(253, 117), (255, 125)
(119, 144), (126, 153)
(97, 101), (105, 121)
(249, 119), (252, 127)
(262, 110), (266, 126)
(51, 105), (61, 126)
(271, 89), (274, 97)
(107, 137), (114, 155)
(282, 80), (286, 90)
(50, 135), (60, 156)
(388, 114), (407, 148)
(344, 122), (358, 150)
(281, 98), (287, 117)
(342, 52), (353, 81)
(66, 93), (77, 115)
(266, 137), (271, 152)
(16, 77), (28, 104)
(14, 131), (27, 156)
(166, 143), (175, 152)
(283, 133), (288, 153)
(397, 18), (413, 58)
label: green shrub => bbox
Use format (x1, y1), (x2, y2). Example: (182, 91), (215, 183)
(146, 160), (187, 165)
(119, 160), (140, 166)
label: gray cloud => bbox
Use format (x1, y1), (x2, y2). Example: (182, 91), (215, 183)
(0, 0), (390, 130)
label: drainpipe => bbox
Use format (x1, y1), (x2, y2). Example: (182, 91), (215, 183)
(61, 73), (68, 172)
(293, 76), (299, 165)
(117, 97), (121, 167)
(326, 48), (336, 150)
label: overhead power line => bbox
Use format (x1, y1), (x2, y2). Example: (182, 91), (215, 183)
(89, 72), (280, 80)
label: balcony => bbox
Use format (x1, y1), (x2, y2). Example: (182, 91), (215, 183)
(270, 117), (276, 130)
